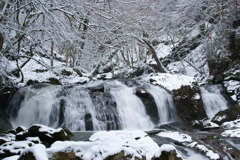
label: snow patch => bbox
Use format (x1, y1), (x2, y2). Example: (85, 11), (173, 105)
(221, 119), (240, 138)
(48, 130), (161, 160)
(157, 131), (192, 143)
(21, 144), (48, 160)
(143, 73), (196, 91)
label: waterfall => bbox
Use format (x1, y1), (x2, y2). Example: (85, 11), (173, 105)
(8, 81), (155, 131)
(200, 86), (228, 119)
(108, 81), (154, 130)
(11, 85), (60, 128)
(145, 84), (177, 124)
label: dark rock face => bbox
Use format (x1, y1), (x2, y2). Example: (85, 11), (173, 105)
(172, 85), (207, 121)
(208, 57), (231, 83)
(0, 109), (12, 132)
(212, 103), (240, 125)
(0, 87), (17, 132)
(135, 87), (159, 124)
(153, 150), (182, 160)
(88, 84), (120, 130)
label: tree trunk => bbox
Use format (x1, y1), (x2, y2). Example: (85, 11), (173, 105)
(51, 40), (54, 68)
(0, 33), (3, 51)
(142, 39), (166, 73)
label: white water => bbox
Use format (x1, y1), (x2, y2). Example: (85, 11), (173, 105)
(145, 84), (177, 124)
(59, 87), (102, 131)
(200, 86), (228, 119)
(109, 81), (154, 130)
(10, 81), (178, 131)
(12, 85), (60, 128)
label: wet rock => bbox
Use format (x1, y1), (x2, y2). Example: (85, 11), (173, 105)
(208, 57), (231, 83)
(104, 151), (146, 160)
(135, 87), (159, 124)
(28, 124), (72, 146)
(73, 68), (83, 77)
(0, 109), (12, 132)
(85, 113), (93, 131)
(16, 131), (30, 141)
(212, 103), (240, 125)
(26, 79), (39, 86)
(48, 78), (62, 85)
(172, 85), (207, 121)
(61, 69), (72, 76)
(153, 149), (182, 160)
(89, 85), (120, 130)
(0, 138), (7, 146)
(51, 151), (81, 160)
(88, 85), (104, 92)
(15, 126), (26, 133)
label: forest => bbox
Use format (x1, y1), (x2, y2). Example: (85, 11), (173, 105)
(0, 0), (240, 159)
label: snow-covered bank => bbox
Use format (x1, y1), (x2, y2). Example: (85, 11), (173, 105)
(142, 73), (196, 91)
(1, 127), (183, 160)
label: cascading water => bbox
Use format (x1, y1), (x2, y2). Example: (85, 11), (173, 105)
(7, 81), (177, 131)
(144, 84), (177, 124)
(200, 85), (229, 119)
(10, 85), (60, 128)
(108, 81), (154, 130)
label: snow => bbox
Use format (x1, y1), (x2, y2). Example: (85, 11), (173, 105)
(0, 141), (34, 154)
(157, 131), (192, 143)
(203, 121), (219, 128)
(167, 44), (209, 81)
(0, 133), (15, 142)
(21, 144), (48, 160)
(7, 54), (90, 86)
(221, 119), (240, 138)
(143, 73), (196, 91)
(2, 155), (20, 160)
(223, 80), (240, 103)
(214, 115), (227, 122)
(187, 142), (220, 160)
(155, 43), (172, 58)
(196, 144), (220, 160)
(48, 130), (160, 160)
(34, 124), (62, 134)
(154, 144), (183, 159)
(193, 93), (201, 100)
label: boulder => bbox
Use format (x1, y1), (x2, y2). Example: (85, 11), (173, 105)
(172, 85), (207, 121)
(61, 69), (72, 76)
(135, 87), (159, 124)
(50, 151), (81, 160)
(212, 103), (240, 125)
(48, 78), (62, 85)
(28, 124), (72, 146)
(153, 145), (183, 160)
(154, 150), (182, 160)
(18, 144), (48, 160)
(0, 141), (34, 159)
(16, 131), (31, 141)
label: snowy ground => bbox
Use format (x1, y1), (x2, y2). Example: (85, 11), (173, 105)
(142, 73), (196, 91)
(221, 118), (240, 138)
(1, 129), (183, 160)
